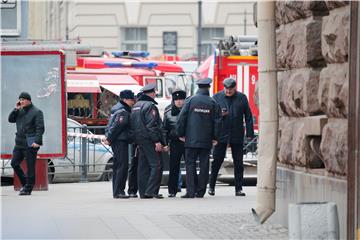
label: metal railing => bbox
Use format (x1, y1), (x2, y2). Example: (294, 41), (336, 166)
(47, 124), (113, 182)
(1, 130), (257, 183)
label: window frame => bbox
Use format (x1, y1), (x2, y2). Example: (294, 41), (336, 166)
(201, 27), (225, 58)
(121, 27), (148, 51)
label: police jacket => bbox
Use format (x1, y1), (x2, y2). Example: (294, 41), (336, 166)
(8, 104), (45, 149)
(213, 91), (254, 144)
(105, 101), (132, 144)
(163, 103), (182, 144)
(130, 94), (165, 145)
(176, 88), (221, 149)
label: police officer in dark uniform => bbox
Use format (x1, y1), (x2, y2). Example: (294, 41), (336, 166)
(105, 90), (135, 199)
(130, 83), (165, 199)
(163, 89), (186, 197)
(127, 92), (144, 198)
(9, 92), (45, 196)
(177, 78), (221, 198)
(208, 77), (254, 196)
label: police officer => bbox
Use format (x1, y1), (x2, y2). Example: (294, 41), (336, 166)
(208, 77), (254, 196)
(163, 89), (186, 197)
(177, 78), (221, 198)
(105, 90), (135, 199)
(130, 83), (165, 199)
(127, 92), (143, 198)
(9, 92), (45, 196)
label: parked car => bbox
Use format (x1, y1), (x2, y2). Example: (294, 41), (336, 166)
(0, 118), (114, 184)
(48, 118), (113, 183)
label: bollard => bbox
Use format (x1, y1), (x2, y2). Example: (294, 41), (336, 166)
(288, 202), (339, 239)
(80, 124), (88, 183)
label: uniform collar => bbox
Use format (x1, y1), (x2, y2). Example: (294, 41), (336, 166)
(171, 104), (181, 116)
(196, 88), (210, 96)
(119, 100), (132, 112)
(138, 94), (158, 105)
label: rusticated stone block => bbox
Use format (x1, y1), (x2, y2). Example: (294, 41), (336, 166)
(276, 26), (287, 68)
(292, 121), (323, 168)
(278, 118), (323, 168)
(302, 115), (328, 136)
(278, 71), (288, 117)
(320, 118), (347, 175)
(276, 1), (329, 26)
(325, 0), (349, 11)
(291, 120), (307, 167)
(278, 119), (295, 165)
(279, 68), (322, 117)
(277, 17), (325, 69)
(322, 6), (349, 63)
(318, 63), (348, 118)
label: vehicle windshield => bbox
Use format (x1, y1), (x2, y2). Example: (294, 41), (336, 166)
(164, 74), (187, 98)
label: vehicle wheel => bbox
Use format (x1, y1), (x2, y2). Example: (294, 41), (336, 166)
(48, 160), (55, 184)
(102, 158), (113, 181)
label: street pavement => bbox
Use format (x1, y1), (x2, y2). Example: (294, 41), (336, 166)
(1, 182), (287, 239)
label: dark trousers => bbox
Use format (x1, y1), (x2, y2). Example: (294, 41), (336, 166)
(11, 147), (39, 192)
(209, 142), (244, 192)
(127, 144), (138, 195)
(111, 141), (129, 197)
(138, 141), (163, 197)
(184, 147), (210, 197)
(167, 141), (184, 195)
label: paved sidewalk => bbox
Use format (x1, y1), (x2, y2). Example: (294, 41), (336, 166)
(1, 182), (287, 239)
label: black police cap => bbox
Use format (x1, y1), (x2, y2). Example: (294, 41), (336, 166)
(140, 83), (157, 93)
(172, 89), (186, 100)
(223, 77), (236, 88)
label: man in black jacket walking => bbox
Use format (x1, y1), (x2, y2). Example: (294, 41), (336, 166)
(208, 77), (254, 197)
(105, 90), (135, 199)
(177, 78), (221, 198)
(9, 92), (45, 196)
(163, 89), (186, 197)
(130, 83), (165, 199)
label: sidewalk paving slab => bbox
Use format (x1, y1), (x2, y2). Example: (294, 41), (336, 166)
(1, 182), (287, 239)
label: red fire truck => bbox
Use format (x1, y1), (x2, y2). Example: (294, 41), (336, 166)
(66, 51), (188, 126)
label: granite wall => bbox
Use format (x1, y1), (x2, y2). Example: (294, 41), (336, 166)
(276, 0), (349, 176)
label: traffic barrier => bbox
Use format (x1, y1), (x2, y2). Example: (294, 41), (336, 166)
(67, 132), (106, 140)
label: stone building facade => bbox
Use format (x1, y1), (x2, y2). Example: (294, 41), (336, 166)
(271, 1), (349, 238)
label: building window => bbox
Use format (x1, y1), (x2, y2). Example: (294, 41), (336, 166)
(121, 27), (147, 51)
(201, 27), (224, 58)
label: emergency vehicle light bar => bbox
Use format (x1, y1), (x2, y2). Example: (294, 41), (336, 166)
(112, 51), (150, 58)
(104, 62), (158, 68)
